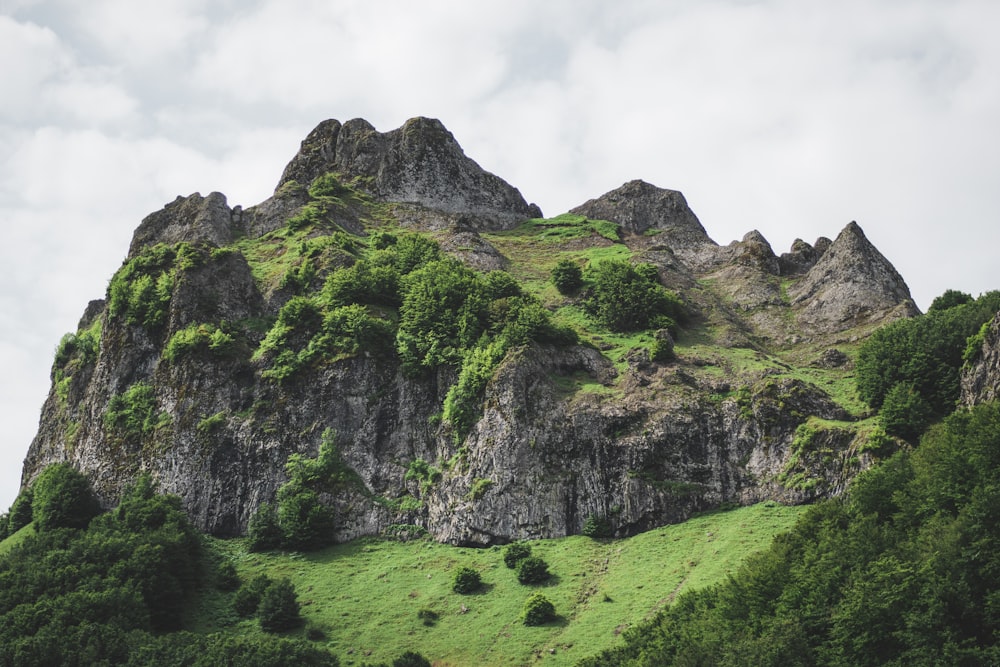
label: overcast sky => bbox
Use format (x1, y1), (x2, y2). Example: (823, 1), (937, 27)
(2, 0), (999, 511)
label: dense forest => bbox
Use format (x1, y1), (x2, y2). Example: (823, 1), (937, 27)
(581, 291), (1000, 666)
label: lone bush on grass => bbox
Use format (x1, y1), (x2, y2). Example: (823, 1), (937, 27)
(521, 592), (556, 626)
(517, 556), (551, 585)
(503, 542), (531, 569)
(452, 566), (482, 594)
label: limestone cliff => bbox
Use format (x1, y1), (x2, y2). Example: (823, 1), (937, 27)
(21, 117), (918, 545)
(962, 312), (1000, 406)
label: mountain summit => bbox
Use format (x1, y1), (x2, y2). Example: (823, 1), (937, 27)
(22, 118), (918, 544)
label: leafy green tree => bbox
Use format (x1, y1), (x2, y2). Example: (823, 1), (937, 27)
(234, 574), (273, 618)
(928, 289), (973, 312)
(879, 382), (933, 441)
(581, 513), (612, 538)
(30, 463), (101, 531)
(516, 556), (551, 584)
(584, 260), (683, 332)
(259, 578), (302, 633)
(7, 487), (33, 533)
(551, 258), (583, 294)
(521, 592), (556, 626)
(248, 502), (284, 551)
(452, 566), (482, 594)
(503, 542), (531, 569)
(277, 484), (335, 551)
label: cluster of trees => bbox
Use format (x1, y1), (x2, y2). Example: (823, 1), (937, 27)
(0, 465), (344, 666)
(855, 290), (1000, 441)
(551, 258), (684, 334)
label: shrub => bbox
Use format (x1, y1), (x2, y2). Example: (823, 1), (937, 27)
(503, 542), (531, 569)
(30, 463), (100, 531)
(247, 502), (284, 552)
(516, 556), (551, 584)
(163, 323), (238, 363)
(581, 513), (612, 538)
(452, 566), (483, 594)
(259, 578), (302, 633)
(417, 608), (439, 626)
(521, 592), (556, 626)
(215, 561), (240, 592)
(103, 382), (170, 440)
(584, 260), (684, 332)
(880, 382), (933, 442)
(233, 574), (272, 618)
(393, 651), (432, 667)
(551, 259), (583, 294)
(7, 488), (34, 533)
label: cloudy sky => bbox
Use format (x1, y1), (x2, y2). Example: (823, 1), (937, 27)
(2, 0), (999, 510)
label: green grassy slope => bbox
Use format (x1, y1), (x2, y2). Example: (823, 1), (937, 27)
(193, 502), (805, 666)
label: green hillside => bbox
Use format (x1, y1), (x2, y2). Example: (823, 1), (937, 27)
(195, 502), (805, 666)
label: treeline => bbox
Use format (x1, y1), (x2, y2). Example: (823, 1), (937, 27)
(0, 465), (338, 667)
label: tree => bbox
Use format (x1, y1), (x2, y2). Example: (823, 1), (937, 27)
(30, 463), (100, 531)
(551, 259), (583, 295)
(248, 502), (284, 551)
(503, 542), (531, 569)
(521, 592), (556, 626)
(234, 574), (273, 618)
(259, 578), (302, 633)
(452, 566), (482, 594)
(879, 382), (933, 442)
(581, 514), (612, 538)
(928, 289), (973, 312)
(517, 556), (551, 584)
(7, 488), (33, 533)
(584, 260), (683, 332)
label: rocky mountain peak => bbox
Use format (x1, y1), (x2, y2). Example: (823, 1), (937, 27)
(569, 180), (715, 255)
(787, 221), (919, 332)
(277, 116), (540, 229)
(128, 192), (237, 257)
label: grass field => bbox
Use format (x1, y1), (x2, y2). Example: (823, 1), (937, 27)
(194, 502), (807, 666)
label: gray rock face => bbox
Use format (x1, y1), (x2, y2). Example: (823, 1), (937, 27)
(277, 117), (539, 230)
(20, 117), (918, 545)
(129, 192), (236, 256)
(570, 180), (716, 265)
(962, 312), (1000, 405)
(788, 222), (919, 333)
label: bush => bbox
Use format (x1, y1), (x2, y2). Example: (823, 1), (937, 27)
(248, 502), (284, 552)
(215, 561), (240, 591)
(516, 556), (551, 584)
(30, 463), (100, 531)
(259, 578), (302, 633)
(103, 382), (170, 440)
(452, 566), (483, 594)
(521, 592), (556, 626)
(581, 514), (612, 538)
(551, 259), (583, 294)
(417, 608), (439, 626)
(584, 260), (684, 332)
(880, 382), (933, 442)
(233, 574), (272, 618)
(503, 542), (531, 569)
(393, 651), (432, 667)
(7, 488), (34, 533)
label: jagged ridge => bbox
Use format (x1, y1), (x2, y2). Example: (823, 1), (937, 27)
(21, 117), (919, 545)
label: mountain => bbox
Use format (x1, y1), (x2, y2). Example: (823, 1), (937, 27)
(20, 117), (919, 545)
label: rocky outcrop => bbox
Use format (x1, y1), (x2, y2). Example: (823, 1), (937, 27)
(277, 117), (540, 230)
(570, 180), (717, 266)
(787, 222), (919, 333)
(962, 312), (1000, 406)
(20, 117), (916, 545)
